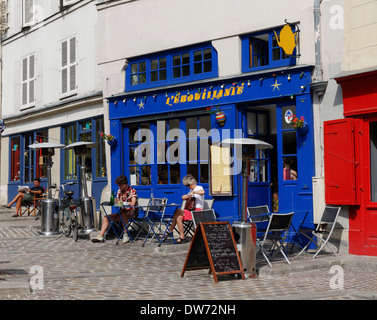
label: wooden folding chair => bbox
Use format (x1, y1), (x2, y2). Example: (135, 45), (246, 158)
(21, 189), (46, 217)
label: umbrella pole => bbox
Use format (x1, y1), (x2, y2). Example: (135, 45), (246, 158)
(241, 159), (250, 223)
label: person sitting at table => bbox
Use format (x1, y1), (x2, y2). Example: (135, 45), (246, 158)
(91, 175), (138, 244)
(165, 174), (205, 243)
(3, 177), (44, 217)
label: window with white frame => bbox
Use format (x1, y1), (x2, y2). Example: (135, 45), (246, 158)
(61, 36), (77, 96)
(22, 0), (35, 27)
(21, 53), (36, 109)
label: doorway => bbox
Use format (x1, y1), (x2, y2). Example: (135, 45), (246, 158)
(243, 106), (275, 210)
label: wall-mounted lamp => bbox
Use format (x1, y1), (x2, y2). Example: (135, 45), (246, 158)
(121, 59), (129, 71)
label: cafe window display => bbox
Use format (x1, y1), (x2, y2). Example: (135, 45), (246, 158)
(127, 114), (211, 187)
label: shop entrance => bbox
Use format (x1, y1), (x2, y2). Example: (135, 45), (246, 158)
(244, 102), (300, 213)
(243, 107), (274, 210)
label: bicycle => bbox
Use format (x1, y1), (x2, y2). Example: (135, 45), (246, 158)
(57, 182), (80, 241)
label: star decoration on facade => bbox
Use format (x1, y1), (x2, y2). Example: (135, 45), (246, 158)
(138, 100), (145, 109)
(271, 79), (282, 91)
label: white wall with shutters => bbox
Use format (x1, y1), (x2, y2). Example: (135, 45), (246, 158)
(2, 1), (98, 120)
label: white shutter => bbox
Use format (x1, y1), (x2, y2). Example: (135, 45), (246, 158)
(23, 0), (35, 27)
(69, 37), (76, 91)
(61, 40), (68, 94)
(21, 54), (36, 108)
(61, 36), (77, 96)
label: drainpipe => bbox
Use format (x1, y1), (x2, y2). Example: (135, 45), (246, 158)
(310, 0), (328, 95)
(313, 0), (323, 82)
(310, 0), (328, 193)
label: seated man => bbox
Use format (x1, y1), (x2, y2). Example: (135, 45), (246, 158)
(3, 178), (44, 217)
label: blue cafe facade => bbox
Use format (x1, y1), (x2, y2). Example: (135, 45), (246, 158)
(107, 33), (315, 230)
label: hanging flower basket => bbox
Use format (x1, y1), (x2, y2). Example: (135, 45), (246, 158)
(288, 115), (308, 134)
(206, 106), (226, 126)
(101, 132), (117, 146)
(297, 121), (308, 135)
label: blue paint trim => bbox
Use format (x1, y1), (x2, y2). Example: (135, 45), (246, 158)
(241, 27), (297, 73)
(125, 43), (218, 92)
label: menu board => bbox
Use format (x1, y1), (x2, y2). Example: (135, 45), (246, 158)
(181, 222), (244, 283)
(209, 145), (233, 196)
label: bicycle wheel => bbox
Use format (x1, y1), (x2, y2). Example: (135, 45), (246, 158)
(72, 218), (78, 241)
(60, 208), (71, 237)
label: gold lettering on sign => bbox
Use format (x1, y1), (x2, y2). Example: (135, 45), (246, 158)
(165, 83), (246, 106)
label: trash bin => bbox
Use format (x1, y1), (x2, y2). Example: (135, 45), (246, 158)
(79, 196), (95, 234)
(40, 198), (59, 235)
(232, 221), (257, 278)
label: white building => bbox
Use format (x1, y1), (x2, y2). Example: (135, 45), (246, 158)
(0, 0), (107, 210)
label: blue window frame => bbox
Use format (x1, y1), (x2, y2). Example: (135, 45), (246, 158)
(8, 130), (49, 184)
(126, 43), (218, 91)
(61, 116), (107, 182)
(241, 27), (297, 73)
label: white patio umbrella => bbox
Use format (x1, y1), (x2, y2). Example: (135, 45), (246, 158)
(217, 138), (273, 222)
(219, 138), (273, 150)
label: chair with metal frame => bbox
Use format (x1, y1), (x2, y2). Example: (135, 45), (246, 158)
(128, 197), (151, 240)
(182, 198), (215, 237)
(257, 212), (294, 267)
(142, 197), (168, 246)
(297, 206), (341, 258)
(247, 205), (270, 231)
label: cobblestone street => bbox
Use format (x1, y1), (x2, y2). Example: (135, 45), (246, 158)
(1, 210), (377, 304)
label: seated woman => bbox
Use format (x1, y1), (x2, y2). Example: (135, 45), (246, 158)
(91, 175), (138, 244)
(166, 174), (205, 243)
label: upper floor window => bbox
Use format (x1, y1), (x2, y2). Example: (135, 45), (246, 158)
(241, 27), (297, 73)
(21, 53), (36, 109)
(126, 43), (218, 91)
(23, 0), (35, 27)
(61, 36), (77, 97)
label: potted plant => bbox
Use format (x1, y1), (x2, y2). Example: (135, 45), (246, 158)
(206, 106), (226, 126)
(288, 114), (308, 134)
(100, 132), (117, 146)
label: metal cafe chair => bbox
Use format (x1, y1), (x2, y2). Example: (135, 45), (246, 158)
(257, 212), (294, 267)
(129, 197), (151, 240)
(247, 205), (271, 231)
(182, 198), (215, 237)
(297, 206), (341, 258)
(142, 197), (168, 246)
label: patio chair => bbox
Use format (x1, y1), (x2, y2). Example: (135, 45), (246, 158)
(129, 197), (151, 240)
(247, 205), (270, 232)
(21, 188), (46, 217)
(182, 198), (214, 236)
(297, 206), (341, 258)
(142, 197), (168, 246)
(257, 212), (294, 267)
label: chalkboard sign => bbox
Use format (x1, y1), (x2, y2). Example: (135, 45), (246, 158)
(181, 222), (245, 283)
(192, 209), (216, 229)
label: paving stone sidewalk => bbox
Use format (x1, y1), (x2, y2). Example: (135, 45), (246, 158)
(1, 207), (377, 301)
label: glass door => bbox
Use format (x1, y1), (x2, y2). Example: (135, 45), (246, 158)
(244, 109), (271, 208)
